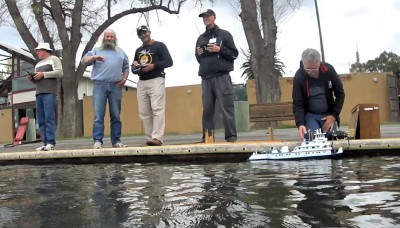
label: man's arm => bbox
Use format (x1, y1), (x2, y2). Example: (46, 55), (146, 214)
(122, 52), (130, 77)
(153, 42), (173, 69)
(292, 72), (306, 127)
(218, 31), (238, 62)
(195, 36), (203, 63)
(330, 67), (345, 120)
(81, 49), (105, 65)
(43, 56), (63, 78)
(131, 50), (140, 75)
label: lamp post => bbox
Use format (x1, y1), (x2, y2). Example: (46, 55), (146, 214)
(314, 0), (325, 62)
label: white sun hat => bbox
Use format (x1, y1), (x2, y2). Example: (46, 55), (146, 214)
(34, 42), (52, 51)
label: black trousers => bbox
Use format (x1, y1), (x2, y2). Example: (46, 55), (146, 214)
(201, 74), (237, 141)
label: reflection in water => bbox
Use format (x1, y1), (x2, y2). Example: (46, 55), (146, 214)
(0, 157), (399, 227)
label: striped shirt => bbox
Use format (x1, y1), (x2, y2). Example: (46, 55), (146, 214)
(35, 55), (63, 95)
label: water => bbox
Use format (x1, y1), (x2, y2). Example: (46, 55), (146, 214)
(0, 156), (400, 227)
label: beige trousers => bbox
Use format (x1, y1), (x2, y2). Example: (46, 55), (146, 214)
(137, 77), (166, 142)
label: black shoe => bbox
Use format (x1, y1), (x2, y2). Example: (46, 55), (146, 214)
(196, 139), (205, 143)
(226, 137), (237, 143)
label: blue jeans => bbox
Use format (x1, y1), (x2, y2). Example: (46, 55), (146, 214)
(36, 93), (57, 145)
(92, 81), (122, 145)
(305, 112), (337, 140)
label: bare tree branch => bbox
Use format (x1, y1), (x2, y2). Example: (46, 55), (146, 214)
(70, 0), (83, 51)
(4, 0), (37, 63)
(0, 0), (9, 25)
(31, 0), (54, 48)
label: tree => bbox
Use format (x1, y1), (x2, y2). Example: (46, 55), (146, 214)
(0, 0), (7, 25)
(2, 0), (186, 138)
(350, 51), (400, 74)
(350, 51), (400, 95)
(238, 0), (301, 104)
(240, 49), (285, 80)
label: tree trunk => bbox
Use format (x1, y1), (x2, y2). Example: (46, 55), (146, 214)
(57, 51), (83, 138)
(261, 0), (281, 103)
(240, 0), (281, 104)
(57, 80), (83, 138)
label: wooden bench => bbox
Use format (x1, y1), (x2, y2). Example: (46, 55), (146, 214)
(249, 101), (295, 140)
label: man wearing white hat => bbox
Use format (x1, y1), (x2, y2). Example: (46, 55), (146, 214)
(28, 42), (63, 151)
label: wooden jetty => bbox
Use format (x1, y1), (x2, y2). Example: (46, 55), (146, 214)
(1, 138), (400, 165)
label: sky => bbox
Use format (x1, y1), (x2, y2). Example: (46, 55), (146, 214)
(1, 0), (400, 87)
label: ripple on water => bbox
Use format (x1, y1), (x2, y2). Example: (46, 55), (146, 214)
(0, 157), (399, 227)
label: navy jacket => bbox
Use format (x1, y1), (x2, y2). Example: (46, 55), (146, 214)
(195, 25), (238, 78)
(292, 61), (345, 127)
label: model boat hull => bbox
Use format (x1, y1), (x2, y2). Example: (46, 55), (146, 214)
(249, 147), (343, 161)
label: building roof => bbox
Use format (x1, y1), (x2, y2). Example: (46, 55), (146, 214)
(0, 42), (35, 64)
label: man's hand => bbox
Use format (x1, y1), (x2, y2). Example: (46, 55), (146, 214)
(93, 55), (106, 62)
(298, 125), (307, 141)
(116, 78), (127, 87)
(321, 115), (336, 133)
(132, 61), (139, 66)
(206, 43), (220, 53)
(142, 64), (154, 73)
(33, 72), (45, 81)
(27, 74), (35, 83)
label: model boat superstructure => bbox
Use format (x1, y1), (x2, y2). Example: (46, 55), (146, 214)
(249, 129), (343, 161)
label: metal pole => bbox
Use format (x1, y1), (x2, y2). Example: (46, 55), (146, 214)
(314, 0), (325, 62)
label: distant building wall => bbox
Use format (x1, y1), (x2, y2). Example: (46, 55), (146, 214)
(12, 91), (36, 104)
(77, 78), (94, 100)
(0, 109), (13, 142)
(83, 89), (142, 137)
(82, 85), (203, 137)
(246, 72), (393, 125)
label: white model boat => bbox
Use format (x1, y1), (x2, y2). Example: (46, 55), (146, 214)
(249, 129), (343, 161)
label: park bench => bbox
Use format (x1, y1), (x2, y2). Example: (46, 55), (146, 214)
(249, 101), (295, 140)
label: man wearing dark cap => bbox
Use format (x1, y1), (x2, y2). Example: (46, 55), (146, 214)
(132, 25), (173, 146)
(195, 9), (239, 143)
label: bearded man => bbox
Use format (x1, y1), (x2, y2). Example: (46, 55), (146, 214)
(82, 29), (130, 149)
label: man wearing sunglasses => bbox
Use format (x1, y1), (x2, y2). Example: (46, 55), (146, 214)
(292, 48), (345, 141)
(132, 25), (173, 146)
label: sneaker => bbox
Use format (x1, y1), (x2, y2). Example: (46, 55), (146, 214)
(113, 142), (127, 148)
(94, 141), (102, 149)
(36, 145), (46, 151)
(43, 144), (54, 151)
(147, 138), (162, 146)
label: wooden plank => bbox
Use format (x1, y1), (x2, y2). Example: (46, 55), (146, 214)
(249, 102), (294, 122)
(250, 116), (295, 122)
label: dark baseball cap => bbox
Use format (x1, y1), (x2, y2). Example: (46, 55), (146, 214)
(199, 9), (216, 17)
(137, 25), (150, 35)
